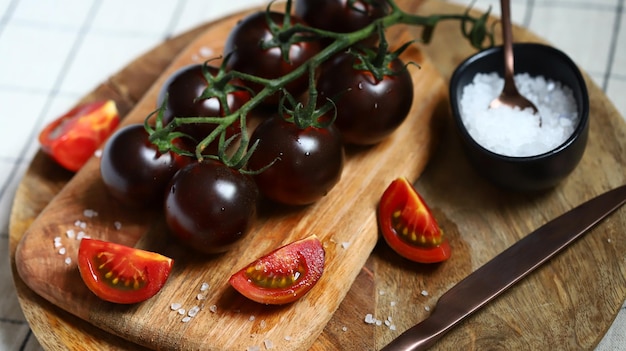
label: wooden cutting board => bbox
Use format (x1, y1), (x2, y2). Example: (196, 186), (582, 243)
(9, 1), (626, 350)
(12, 1), (445, 351)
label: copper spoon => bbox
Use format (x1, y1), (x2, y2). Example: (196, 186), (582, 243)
(489, 0), (540, 119)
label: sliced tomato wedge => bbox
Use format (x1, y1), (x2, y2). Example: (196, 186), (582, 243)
(378, 177), (451, 263)
(229, 235), (325, 305)
(38, 100), (120, 172)
(77, 238), (173, 304)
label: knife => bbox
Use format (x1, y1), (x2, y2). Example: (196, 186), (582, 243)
(381, 184), (626, 351)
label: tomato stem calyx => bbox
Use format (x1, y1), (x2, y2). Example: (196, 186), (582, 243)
(260, 0), (317, 63)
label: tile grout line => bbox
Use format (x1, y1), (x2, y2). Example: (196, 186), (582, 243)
(541, 0), (617, 11)
(601, 0), (624, 92)
(0, 0), (102, 202)
(0, 0), (19, 40)
(0, 317), (29, 325)
(18, 329), (32, 351)
(522, 0), (535, 28)
(162, 0), (188, 40)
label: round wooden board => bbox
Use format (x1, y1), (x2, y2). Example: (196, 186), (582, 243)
(9, 1), (626, 350)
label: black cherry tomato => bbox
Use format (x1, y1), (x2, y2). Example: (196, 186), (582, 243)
(77, 238), (173, 304)
(295, 0), (389, 45)
(378, 177), (451, 263)
(100, 123), (191, 208)
(316, 51), (414, 145)
(164, 160), (259, 254)
(246, 115), (345, 206)
(156, 64), (250, 146)
(223, 11), (320, 104)
(229, 235), (325, 305)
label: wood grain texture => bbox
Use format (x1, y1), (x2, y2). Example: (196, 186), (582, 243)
(12, 2), (444, 351)
(9, 1), (626, 350)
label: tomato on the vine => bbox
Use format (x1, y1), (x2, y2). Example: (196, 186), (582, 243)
(100, 123), (191, 208)
(77, 238), (173, 304)
(164, 160), (259, 254)
(229, 235), (325, 305)
(316, 51), (414, 145)
(378, 177), (450, 263)
(39, 100), (120, 172)
(223, 11), (320, 104)
(156, 64), (250, 146)
(246, 115), (345, 206)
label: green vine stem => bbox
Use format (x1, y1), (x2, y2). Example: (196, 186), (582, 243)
(147, 0), (493, 168)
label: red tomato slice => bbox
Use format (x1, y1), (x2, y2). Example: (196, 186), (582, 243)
(38, 100), (120, 172)
(378, 177), (451, 263)
(229, 235), (325, 305)
(77, 238), (173, 304)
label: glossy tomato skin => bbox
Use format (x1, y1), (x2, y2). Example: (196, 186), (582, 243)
(156, 64), (250, 144)
(164, 160), (259, 254)
(378, 177), (450, 263)
(100, 123), (191, 207)
(317, 52), (414, 145)
(295, 0), (388, 42)
(77, 238), (174, 304)
(229, 235), (325, 305)
(246, 115), (345, 206)
(224, 11), (320, 104)
(39, 100), (120, 172)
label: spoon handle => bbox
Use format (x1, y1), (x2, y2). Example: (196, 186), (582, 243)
(500, 0), (518, 95)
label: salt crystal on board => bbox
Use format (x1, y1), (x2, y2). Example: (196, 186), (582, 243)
(188, 306), (200, 317)
(83, 209), (98, 218)
(65, 230), (75, 239)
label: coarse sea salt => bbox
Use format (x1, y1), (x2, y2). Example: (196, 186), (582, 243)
(459, 72), (579, 157)
(83, 209), (98, 218)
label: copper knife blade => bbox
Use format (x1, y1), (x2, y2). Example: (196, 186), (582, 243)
(381, 184), (626, 351)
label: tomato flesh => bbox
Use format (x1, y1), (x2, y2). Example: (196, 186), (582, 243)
(38, 100), (120, 172)
(77, 238), (173, 304)
(229, 235), (325, 305)
(378, 178), (450, 263)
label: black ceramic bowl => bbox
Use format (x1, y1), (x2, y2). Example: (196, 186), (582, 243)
(449, 43), (590, 191)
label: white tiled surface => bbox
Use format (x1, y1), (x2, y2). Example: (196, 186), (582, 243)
(0, 0), (624, 350)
